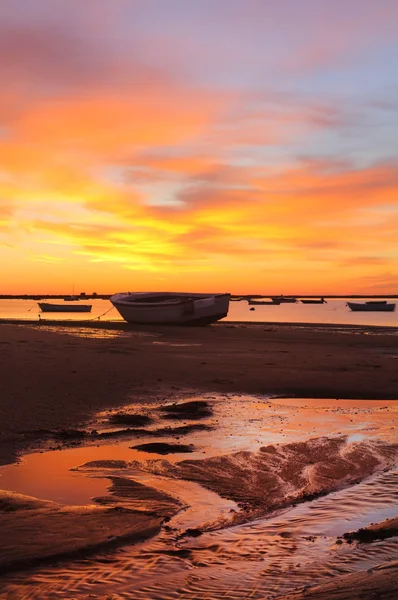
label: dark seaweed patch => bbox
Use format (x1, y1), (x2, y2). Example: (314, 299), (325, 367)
(159, 400), (213, 420)
(131, 442), (195, 455)
(108, 414), (153, 427)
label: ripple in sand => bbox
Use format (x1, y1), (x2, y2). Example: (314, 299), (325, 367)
(2, 469), (397, 599)
(0, 395), (397, 599)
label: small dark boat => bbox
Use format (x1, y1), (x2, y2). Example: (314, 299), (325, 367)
(271, 296), (297, 303)
(38, 303), (92, 313)
(248, 299), (280, 305)
(300, 298), (327, 304)
(347, 302), (395, 312)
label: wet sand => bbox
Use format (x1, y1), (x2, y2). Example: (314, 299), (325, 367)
(139, 435), (398, 521)
(0, 487), (178, 575)
(0, 322), (397, 598)
(1, 322), (397, 466)
(277, 561), (398, 600)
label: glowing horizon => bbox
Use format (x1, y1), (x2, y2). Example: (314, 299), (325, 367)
(1, 0), (397, 295)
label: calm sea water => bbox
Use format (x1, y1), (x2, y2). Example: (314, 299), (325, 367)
(0, 298), (397, 328)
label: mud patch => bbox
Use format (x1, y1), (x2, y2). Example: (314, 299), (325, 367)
(159, 400), (213, 420)
(17, 423), (213, 450)
(342, 516), (398, 544)
(131, 442), (196, 455)
(108, 413), (153, 427)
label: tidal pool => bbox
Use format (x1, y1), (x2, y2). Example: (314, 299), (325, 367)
(0, 395), (397, 599)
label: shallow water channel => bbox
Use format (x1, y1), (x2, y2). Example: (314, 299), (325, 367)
(0, 395), (397, 599)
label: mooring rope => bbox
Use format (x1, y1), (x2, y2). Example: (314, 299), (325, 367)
(82, 306), (116, 322)
(33, 305), (117, 323)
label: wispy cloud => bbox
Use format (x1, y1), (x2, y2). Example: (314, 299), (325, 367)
(1, 0), (398, 293)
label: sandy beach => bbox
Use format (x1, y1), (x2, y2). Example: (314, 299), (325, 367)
(1, 321), (397, 464)
(0, 321), (397, 599)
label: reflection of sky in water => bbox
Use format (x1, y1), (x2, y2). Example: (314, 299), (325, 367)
(0, 395), (396, 507)
(347, 433), (367, 443)
(1, 298), (397, 329)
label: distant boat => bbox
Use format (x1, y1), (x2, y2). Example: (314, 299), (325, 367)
(110, 292), (230, 325)
(248, 299), (280, 305)
(300, 298), (327, 304)
(271, 296), (297, 303)
(63, 295), (80, 301)
(347, 302), (395, 312)
(38, 303), (92, 313)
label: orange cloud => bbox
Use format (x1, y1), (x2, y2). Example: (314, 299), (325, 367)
(1, 4), (397, 294)
(9, 156), (395, 294)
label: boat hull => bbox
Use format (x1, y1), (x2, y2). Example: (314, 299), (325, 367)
(110, 292), (230, 325)
(300, 299), (326, 304)
(38, 303), (92, 313)
(248, 300), (280, 305)
(347, 302), (395, 312)
(271, 297), (297, 303)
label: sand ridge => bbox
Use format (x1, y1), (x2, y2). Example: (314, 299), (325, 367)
(133, 435), (398, 522)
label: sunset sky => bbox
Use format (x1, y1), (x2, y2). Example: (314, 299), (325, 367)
(1, 0), (397, 295)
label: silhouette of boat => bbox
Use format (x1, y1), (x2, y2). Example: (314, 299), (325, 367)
(271, 296), (297, 303)
(347, 302), (395, 312)
(38, 303), (92, 313)
(300, 298), (327, 304)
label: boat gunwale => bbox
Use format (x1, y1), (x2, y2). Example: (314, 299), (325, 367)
(111, 292), (230, 309)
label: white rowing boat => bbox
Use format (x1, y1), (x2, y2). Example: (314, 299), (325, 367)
(110, 292), (230, 325)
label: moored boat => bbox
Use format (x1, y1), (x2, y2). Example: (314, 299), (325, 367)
(300, 298), (327, 304)
(38, 303), (92, 313)
(248, 299), (280, 305)
(110, 292), (230, 325)
(271, 296), (297, 303)
(347, 302), (395, 312)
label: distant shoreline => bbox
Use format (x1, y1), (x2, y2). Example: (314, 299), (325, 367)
(1, 294), (398, 301)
